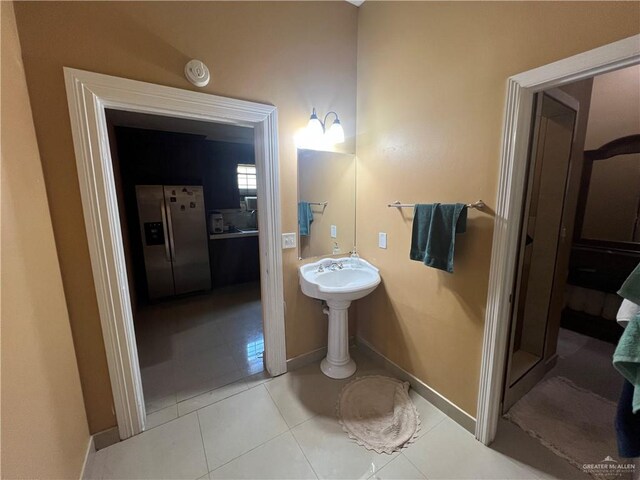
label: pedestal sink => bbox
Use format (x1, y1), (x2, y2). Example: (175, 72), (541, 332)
(299, 257), (381, 379)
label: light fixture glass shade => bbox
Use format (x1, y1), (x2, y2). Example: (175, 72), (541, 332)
(306, 109), (325, 141)
(327, 119), (345, 144)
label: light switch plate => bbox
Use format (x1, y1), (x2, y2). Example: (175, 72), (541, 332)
(330, 225), (337, 238)
(282, 232), (297, 249)
(378, 232), (387, 249)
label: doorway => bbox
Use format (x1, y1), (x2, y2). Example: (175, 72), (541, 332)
(64, 68), (286, 439)
(476, 34), (640, 445)
(502, 90), (579, 411)
(105, 110), (266, 424)
(498, 65), (640, 470)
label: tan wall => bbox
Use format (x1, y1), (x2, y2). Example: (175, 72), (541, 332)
(355, 1), (640, 416)
(14, 1), (358, 433)
(1, 2), (90, 477)
(298, 150), (356, 258)
(585, 65), (640, 150)
(581, 65), (640, 242)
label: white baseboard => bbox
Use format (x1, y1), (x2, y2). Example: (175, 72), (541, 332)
(80, 435), (95, 480)
(286, 346), (327, 371)
(356, 336), (477, 434)
(285, 337), (357, 372)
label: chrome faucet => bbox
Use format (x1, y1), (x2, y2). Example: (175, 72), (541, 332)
(317, 260), (343, 273)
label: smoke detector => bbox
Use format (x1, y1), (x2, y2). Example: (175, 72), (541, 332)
(184, 59), (210, 87)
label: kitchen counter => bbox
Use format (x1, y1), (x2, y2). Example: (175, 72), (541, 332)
(209, 230), (259, 240)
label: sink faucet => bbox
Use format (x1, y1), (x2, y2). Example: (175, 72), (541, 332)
(318, 261), (343, 272)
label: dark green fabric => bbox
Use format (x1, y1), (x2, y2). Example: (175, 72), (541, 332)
(410, 203), (467, 273)
(619, 263), (640, 306)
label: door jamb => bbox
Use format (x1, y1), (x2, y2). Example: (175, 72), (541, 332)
(475, 34), (640, 445)
(64, 68), (287, 440)
(501, 88), (580, 412)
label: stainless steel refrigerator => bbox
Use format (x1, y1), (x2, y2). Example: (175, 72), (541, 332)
(135, 185), (211, 300)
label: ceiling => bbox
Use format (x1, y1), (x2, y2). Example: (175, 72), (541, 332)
(106, 109), (254, 145)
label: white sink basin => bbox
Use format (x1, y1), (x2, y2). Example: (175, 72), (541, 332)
(299, 258), (381, 302)
(298, 257), (381, 379)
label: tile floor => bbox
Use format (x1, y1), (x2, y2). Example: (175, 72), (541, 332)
(134, 283), (265, 427)
(87, 347), (587, 480)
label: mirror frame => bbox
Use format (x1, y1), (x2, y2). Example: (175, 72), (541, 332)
(574, 134), (640, 251)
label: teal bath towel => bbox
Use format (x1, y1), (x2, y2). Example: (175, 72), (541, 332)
(410, 203), (467, 273)
(298, 201), (313, 236)
(614, 314), (640, 413)
(615, 263), (640, 413)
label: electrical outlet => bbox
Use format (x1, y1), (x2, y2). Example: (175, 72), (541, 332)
(331, 225), (337, 238)
(378, 232), (387, 249)
(282, 232), (297, 249)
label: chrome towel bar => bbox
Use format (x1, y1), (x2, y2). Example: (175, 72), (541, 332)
(388, 200), (486, 209)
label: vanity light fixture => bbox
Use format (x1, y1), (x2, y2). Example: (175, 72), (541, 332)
(297, 108), (345, 149)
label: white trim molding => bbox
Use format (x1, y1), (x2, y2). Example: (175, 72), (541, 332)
(476, 34), (640, 445)
(64, 68), (286, 440)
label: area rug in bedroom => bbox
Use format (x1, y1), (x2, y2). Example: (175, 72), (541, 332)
(505, 376), (625, 478)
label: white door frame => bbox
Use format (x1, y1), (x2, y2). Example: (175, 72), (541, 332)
(64, 68), (287, 440)
(475, 34), (640, 445)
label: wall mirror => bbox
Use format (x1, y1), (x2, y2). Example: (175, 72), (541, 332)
(297, 149), (356, 259)
(575, 134), (640, 250)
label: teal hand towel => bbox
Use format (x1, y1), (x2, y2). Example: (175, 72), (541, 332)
(298, 201), (313, 236)
(613, 313), (640, 413)
(619, 263), (640, 305)
(410, 203), (467, 273)
(615, 262), (640, 413)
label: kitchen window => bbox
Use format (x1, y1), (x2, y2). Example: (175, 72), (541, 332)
(237, 164), (257, 196)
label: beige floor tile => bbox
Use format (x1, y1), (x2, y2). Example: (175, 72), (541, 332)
(292, 415), (398, 479)
(408, 389), (446, 437)
(209, 431), (317, 479)
(145, 404), (178, 430)
(265, 362), (349, 427)
(198, 385), (288, 471)
(176, 368), (245, 403)
(369, 454), (425, 480)
(242, 370), (273, 389)
(100, 413), (207, 480)
(403, 418), (538, 480)
(177, 378), (248, 416)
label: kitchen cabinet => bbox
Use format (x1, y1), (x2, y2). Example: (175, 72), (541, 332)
(209, 236), (260, 287)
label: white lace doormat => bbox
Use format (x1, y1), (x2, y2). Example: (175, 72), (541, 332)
(337, 375), (421, 454)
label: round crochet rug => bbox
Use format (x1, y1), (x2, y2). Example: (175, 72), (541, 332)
(337, 375), (421, 454)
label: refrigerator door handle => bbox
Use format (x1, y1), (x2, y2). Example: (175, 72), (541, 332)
(160, 200), (172, 262)
(165, 200), (177, 261)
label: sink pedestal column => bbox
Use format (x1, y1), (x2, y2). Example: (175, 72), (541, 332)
(321, 299), (356, 379)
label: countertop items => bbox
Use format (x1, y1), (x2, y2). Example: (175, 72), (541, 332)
(209, 229), (258, 240)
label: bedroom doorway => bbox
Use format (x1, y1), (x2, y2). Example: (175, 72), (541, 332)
(476, 34), (640, 446)
(498, 64), (639, 472)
